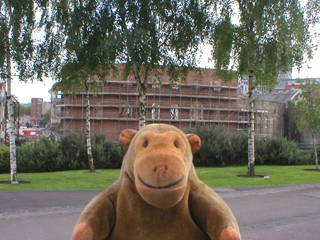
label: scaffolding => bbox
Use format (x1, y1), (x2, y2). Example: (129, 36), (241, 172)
(52, 68), (285, 141)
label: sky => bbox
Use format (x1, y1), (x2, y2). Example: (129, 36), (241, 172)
(12, 77), (55, 104)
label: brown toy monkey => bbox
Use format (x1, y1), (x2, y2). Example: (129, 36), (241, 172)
(72, 124), (241, 240)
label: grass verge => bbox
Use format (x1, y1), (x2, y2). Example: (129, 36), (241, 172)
(0, 165), (319, 191)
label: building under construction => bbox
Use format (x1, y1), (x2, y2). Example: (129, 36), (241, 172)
(51, 67), (285, 141)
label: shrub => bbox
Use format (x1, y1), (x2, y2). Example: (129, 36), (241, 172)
(186, 124), (231, 166)
(59, 132), (125, 170)
(0, 136), (132, 173)
(17, 137), (67, 172)
(60, 132), (88, 169)
(15, 132), (126, 172)
(4, 128), (313, 173)
(224, 132), (248, 166)
(104, 144), (125, 169)
(255, 137), (312, 165)
(186, 125), (312, 167)
(92, 133), (124, 169)
(0, 146), (10, 173)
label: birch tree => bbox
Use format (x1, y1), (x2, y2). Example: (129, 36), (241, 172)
(37, 0), (116, 172)
(52, 73), (100, 173)
(0, 0), (40, 183)
(293, 79), (320, 170)
(37, 0), (211, 132)
(210, 0), (313, 176)
(107, 0), (211, 128)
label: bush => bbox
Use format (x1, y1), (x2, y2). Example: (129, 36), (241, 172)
(59, 132), (125, 170)
(17, 136), (67, 173)
(103, 144), (125, 169)
(224, 132), (248, 166)
(60, 132), (88, 169)
(2, 127), (313, 173)
(255, 137), (312, 165)
(13, 132), (125, 173)
(0, 146), (10, 173)
(186, 125), (312, 167)
(186, 124), (231, 167)
(92, 133), (124, 169)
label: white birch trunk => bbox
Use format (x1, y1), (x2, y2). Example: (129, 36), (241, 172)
(5, 6), (18, 184)
(85, 83), (94, 172)
(247, 70), (255, 176)
(133, 64), (149, 129)
(6, 52), (18, 184)
(7, 96), (18, 183)
(312, 131), (319, 170)
(138, 86), (147, 129)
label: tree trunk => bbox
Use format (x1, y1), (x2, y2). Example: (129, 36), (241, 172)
(133, 63), (149, 129)
(6, 43), (18, 184)
(247, 70), (255, 176)
(85, 82), (94, 172)
(312, 131), (319, 170)
(138, 84), (147, 129)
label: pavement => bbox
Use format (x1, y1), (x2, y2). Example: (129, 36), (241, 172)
(1, 183), (320, 240)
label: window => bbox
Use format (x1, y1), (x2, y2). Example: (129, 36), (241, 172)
(171, 104), (179, 120)
(94, 106), (103, 117)
(119, 100), (134, 118)
(190, 101), (203, 120)
(152, 103), (160, 119)
(194, 79), (202, 84)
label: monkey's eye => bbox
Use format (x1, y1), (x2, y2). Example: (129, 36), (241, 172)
(143, 141), (149, 148)
(174, 141), (179, 148)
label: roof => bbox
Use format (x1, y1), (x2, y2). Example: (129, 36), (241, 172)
(275, 78), (320, 90)
(254, 89), (300, 104)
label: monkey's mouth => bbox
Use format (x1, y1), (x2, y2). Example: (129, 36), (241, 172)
(138, 174), (185, 190)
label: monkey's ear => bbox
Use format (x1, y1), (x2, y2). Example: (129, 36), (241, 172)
(120, 129), (137, 149)
(186, 134), (201, 154)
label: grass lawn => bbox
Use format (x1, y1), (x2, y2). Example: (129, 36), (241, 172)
(0, 165), (319, 191)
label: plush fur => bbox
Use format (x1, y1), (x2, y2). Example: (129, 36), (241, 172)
(72, 124), (241, 240)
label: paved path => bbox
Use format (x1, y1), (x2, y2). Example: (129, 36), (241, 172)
(1, 184), (320, 240)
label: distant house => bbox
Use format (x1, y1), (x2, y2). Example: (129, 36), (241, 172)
(254, 89), (301, 107)
(20, 115), (31, 126)
(255, 89), (302, 142)
(275, 77), (320, 92)
(30, 98), (43, 126)
(42, 102), (51, 115)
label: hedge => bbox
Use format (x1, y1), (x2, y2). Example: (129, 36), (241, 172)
(0, 133), (125, 173)
(186, 125), (313, 167)
(0, 127), (314, 173)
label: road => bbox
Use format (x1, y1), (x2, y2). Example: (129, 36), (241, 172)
(1, 184), (320, 240)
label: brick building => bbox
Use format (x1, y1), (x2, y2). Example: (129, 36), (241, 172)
(254, 90), (301, 139)
(51, 67), (285, 141)
(30, 98), (43, 126)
